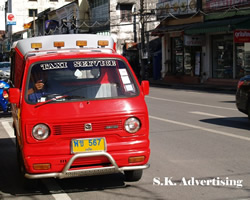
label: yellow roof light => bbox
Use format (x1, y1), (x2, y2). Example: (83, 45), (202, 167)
(54, 41), (65, 48)
(31, 43), (42, 50)
(98, 40), (109, 47)
(76, 40), (87, 47)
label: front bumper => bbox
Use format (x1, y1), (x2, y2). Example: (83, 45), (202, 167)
(25, 151), (149, 179)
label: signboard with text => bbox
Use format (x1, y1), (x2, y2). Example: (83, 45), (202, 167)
(184, 35), (205, 46)
(156, 0), (198, 18)
(203, 0), (250, 11)
(234, 30), (250, 43)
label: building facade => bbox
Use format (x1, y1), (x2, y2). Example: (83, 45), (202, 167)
(88, 0), (159, 55)
(4, 0), (160, 79)
(6, 0), (74, 34)
(154, 0), (250, 85)
(3, 0), (91, 50)
(87, 0), (159, 78)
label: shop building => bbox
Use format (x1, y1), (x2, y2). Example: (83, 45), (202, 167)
(154, 0), (250, 86)
(154, 0), (204, 84)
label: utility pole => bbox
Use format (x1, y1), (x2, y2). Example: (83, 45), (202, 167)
(33, 10), (36, 36)
(8, 0), (12, 51)
(133, 7), (137, 43)
(140, 0), (146, 81)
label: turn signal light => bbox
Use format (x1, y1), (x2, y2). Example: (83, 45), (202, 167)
(33, 163), (51, 170)
(54, 41), (65, 48)
(128, 156), (145, 163)
(98, 40), (109, 47)
(31, 43), (42, 50)
(76, 40), (87, 47)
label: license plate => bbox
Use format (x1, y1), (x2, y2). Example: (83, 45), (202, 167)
(71, 138), (106, 153)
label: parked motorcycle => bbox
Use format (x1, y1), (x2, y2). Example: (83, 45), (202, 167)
(0, 80), (10, 112)
(0, 61), (11, 113)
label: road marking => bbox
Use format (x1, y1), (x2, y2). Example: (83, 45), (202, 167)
(42, 179), (72, 200)
(190, 111), (226, 118)
(147, 96), (237, 111)
(1, 122), (72, 200)
(149, 115), (250, 142)
(2, 121), (15, 138)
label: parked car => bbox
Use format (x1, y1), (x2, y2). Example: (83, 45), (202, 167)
(236, 75), (250, 119)
(0, 62), (10, 80)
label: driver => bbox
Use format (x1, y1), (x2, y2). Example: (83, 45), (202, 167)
(28, 70), (48, 103)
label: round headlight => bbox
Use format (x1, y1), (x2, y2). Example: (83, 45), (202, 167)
(125, 117), (141, 133)
(32, 124), (50, 140)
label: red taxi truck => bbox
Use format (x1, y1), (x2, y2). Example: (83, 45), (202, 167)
(8, 34), (150, 186)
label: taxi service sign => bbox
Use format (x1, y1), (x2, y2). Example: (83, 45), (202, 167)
(71, 138), (106, 153)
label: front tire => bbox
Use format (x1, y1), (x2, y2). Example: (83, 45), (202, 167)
(124, 170), (143, 182)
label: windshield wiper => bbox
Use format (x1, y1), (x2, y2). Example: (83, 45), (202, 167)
(34, 84), (89, 108)
(35, 95), (69, 108)
(34, 94), (86, 108)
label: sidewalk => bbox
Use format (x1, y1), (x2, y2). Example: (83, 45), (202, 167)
(148, 78), (237, 93)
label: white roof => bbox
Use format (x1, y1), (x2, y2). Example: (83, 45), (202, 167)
(15, 34), (115, 56)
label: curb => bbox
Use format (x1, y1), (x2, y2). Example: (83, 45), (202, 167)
(148, 80), (237, 94)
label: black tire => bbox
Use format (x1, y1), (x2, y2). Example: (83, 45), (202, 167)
(16, 140), (39, 190)
(124, 170), (143, 182)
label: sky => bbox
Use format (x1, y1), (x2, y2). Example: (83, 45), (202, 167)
(0, 0), (5, 31)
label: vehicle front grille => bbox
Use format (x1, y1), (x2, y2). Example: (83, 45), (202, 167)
(52, 120), (123, 135)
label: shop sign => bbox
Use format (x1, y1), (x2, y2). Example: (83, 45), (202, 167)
(204, 0), (250, 11)
(7, 13), (16, 25)
(234, 30), (250, 43)
(184, 35), (205, 46)
(156, 0), (197, 18)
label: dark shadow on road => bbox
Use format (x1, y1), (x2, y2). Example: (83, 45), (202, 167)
(0, 137), (50, 196)
(219, 100), (236, 104)
(200, 117), (250, 131)
(0, 137), (127, 197)
(54, 173), (125, 193)
(0, 111), (11, 118)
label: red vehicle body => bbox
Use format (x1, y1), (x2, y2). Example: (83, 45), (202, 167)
(9, 34), (150, 183)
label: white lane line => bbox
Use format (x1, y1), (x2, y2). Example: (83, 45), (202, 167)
(190, 111), (226, 118)
(1, 122), (72, 200)
(147, 96), (237, 111)
(42, 179), (72, 200)
(149, 115), (250, 142)
(2, 121), (15, 138)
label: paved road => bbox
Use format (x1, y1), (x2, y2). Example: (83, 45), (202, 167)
(0, 86), (249, 200)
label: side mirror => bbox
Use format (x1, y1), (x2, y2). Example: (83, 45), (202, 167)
(9, 88), (21, 106)
(141, 80), (149, 95)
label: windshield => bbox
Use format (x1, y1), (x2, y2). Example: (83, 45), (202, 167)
(26, 58), (139, 104)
